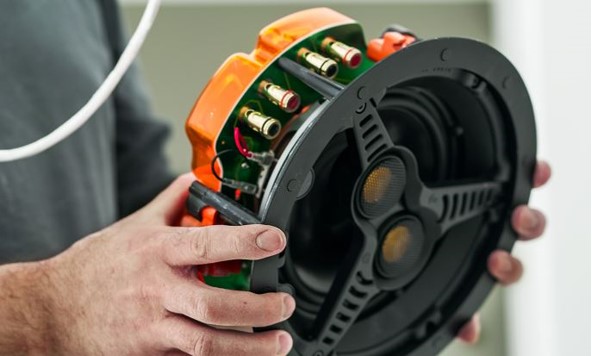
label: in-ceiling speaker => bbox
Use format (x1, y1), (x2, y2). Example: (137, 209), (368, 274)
(183, 8), (536, 355)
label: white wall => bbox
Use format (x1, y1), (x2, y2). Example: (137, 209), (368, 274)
(120, 0), (487, 4)
(492, 0), (591, 355)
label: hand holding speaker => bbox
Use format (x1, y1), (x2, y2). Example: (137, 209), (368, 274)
(458, 160), (551, 344)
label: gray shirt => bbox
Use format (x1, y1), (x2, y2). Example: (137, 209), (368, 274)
(0, 0), (174, 263)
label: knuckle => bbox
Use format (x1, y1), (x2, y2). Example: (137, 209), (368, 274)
(192, 332), (215, 356)
(191, 229), (210, 261)
(231, 235), (243, 256)
(193, 295), (219, 323)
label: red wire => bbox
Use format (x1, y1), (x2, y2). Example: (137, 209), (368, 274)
(234, 127), (252, 158)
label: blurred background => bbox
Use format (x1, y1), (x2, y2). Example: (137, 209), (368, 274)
(119, 0), (590, 355)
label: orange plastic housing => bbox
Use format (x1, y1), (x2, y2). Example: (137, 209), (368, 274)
(367, 32), (416, 62)
(185, 8), (356, 194)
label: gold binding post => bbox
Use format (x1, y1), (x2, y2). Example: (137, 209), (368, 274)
(297, 48), (339, 78)
(321, 37), (363, 69)
(258, 80), (301, 113)
(239, 107), (282, 140)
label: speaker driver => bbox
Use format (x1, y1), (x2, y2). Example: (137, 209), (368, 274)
(377, 217), (424, 280)
(358, 157), (406, 218)
(382, 224), (412, 264)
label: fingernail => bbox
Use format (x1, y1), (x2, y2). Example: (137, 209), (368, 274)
(521, 208), (539, 230)
(497, 252), (513, 273)
(277, 333), (293, 355)
(256, 230), (284, 252)
(282, 295), (295, 319)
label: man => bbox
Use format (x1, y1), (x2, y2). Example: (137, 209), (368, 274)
(0, 1), (550, 355)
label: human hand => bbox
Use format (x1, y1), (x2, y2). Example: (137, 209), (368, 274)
(457, 161), (551, 344)
(42, 174), (295, 355)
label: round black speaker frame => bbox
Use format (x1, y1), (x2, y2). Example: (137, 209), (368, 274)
(246, 37), (537, 356)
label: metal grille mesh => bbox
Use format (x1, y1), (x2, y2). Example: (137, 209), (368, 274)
(360, 158), (405, 217)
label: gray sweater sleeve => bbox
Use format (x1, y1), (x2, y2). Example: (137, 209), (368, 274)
(100, 0), (175, 217)
(0, 1), (175, 263)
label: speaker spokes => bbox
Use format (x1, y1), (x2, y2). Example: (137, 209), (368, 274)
(306, 222), (380, 355)
(394, 146), (506, 239)
(352, 102), (396, 169)
(420, 181), (505, 237)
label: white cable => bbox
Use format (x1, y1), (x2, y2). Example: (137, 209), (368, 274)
(0, 0), (162, 162)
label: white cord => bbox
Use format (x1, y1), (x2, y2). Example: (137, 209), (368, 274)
(0, 0), (162, 162)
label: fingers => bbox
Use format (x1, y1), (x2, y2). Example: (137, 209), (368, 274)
(143, 173), (196, 225)
(163, 279), (295, 327)
(457, 314), (481, 344)
(510, 160), (549, 239)
(488, 250), (524, 285)
(160, 316), (293, 356)
(511, 205), (546, 240)
(533, 161), (551, 188)
(162, 224), (286, 265)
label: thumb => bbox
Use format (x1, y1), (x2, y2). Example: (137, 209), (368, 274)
(140, 173), (196, 225)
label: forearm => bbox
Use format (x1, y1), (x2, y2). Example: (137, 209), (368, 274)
(0, 261), (54, 355)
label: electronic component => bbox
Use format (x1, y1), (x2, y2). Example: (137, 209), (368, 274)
(259, 80), (301, 113)
(321, 37), (363, 68)
(248, 151), (275, 166)
(209, 149), (258, 195)
(239, 107), (282, 140)
(297, 48), (339, 78)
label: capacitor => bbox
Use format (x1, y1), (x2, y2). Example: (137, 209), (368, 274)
(258, 80), (301, 113)
(239, 107), (282, 140)
(321, 37), (363, 69)
(297, 48), (339, 78)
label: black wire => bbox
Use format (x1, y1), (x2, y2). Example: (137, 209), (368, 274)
(210, 149), (236, 182)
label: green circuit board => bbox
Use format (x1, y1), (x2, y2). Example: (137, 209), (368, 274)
(209, 23), (377, 291)
(215, 23), (376, 203)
